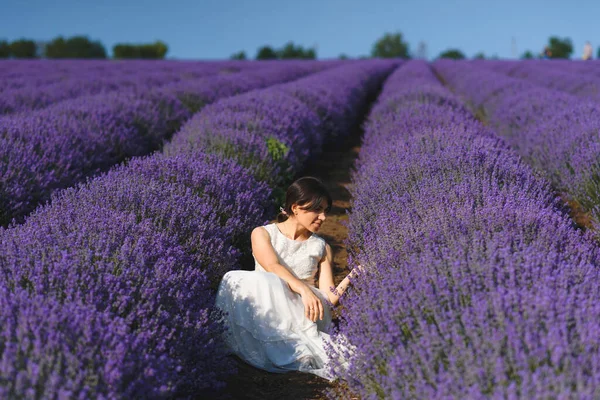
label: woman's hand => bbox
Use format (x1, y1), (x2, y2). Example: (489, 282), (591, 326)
(300, 286), (324, 322)
(348, 264), (365, 279)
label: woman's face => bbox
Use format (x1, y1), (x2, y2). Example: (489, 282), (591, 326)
(291, 202), (328, 232)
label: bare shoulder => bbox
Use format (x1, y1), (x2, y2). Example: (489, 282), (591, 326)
(251, 225), (270, 242)
(251, 225), (268, 236)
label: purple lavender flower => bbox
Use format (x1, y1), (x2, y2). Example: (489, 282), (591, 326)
(0, 59), (397, 397)
(434, 59), (600, 230)
(329, 60), (600, 399)
(0, 60), (329, 226)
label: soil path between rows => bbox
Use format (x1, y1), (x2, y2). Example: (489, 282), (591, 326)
(209, 126), (364, 400)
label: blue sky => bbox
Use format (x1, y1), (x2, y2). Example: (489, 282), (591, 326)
(1, 0), (598, 60)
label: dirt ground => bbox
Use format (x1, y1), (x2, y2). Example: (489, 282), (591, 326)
(206, 126), (363, 400)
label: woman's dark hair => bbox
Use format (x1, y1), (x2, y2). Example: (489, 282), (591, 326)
(277, 177), (332, 222)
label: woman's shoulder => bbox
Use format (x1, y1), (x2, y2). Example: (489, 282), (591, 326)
(310, 232), (326, 244)
(308, 233), (327, 260)
(254, 222), (275, 229)
(251, 223), (275, 239)
(309, 232), (327, 250)
(262, 222), (277, 232)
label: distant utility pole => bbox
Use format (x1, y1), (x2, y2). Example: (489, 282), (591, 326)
(416, 41), (428, 60)
(511, 37), (517, 58)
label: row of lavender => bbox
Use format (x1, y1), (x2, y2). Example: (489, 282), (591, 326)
(433, 60), (600, 230)
(0, 66), (222, 114)
(0, 59), (252, 93)
(478, 59), (600, 96)
(0, 61), (334, 227)
(0, 60), (337, 114)
(0, 59), (397, 398)
(329, 60), (600, 398)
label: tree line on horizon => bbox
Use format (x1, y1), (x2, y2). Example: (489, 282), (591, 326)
(0, 36), (168, 59)
(233, 33), (581, 61)
(0, 32), (582, 61)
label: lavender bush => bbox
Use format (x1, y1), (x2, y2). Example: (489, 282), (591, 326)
(164, 59), (397, 188)
(434, 60), (600, 230)
(0, 59), (395, 397)
(329, 60), (600, 399)
(0, 70), (211, 115)
(0, 59), (251, 93)
(0, 285), (150, 399)
(0, 90), (188, 227)
(0, 61), (329, 226)
(0, 152), (271, 396)
(480, 59), (600, 99)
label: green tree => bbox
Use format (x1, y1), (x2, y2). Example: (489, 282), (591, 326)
(371, 32), (410, 58)
(277, 41), (316, 59)
(140, 41), (168, 59)
(473, 52), (485, 59)
(546, 36), (573, 59)
(304, 48), (316, 60)
(277, 42), (298, 59)
(113, 44), (135, 59)
(10, 39), (37, 58)
(230, 50), (247, 60)
(255, 46), (278, 60)
(437, 49), (466, 60)
(521, 50), (534, 59)
(338, 53), (349, 60)
(113, 41), (168, 59)
(0, 40), (10, 58)
(45, 37), (67, 58)
(45, 35), (106, 58)
(67, 36), (106, 58)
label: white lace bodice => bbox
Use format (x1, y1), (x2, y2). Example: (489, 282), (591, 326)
(253, 223), (326, 287)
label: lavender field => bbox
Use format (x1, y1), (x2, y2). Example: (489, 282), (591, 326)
(2, 58), (600, 398)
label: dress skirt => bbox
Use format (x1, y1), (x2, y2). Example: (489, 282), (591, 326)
(215, 270), (342, 381)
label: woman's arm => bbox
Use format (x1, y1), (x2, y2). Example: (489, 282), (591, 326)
(251, 226), (306, 294)
(318, 243), (359, 307)
(251, 226), (324, 322)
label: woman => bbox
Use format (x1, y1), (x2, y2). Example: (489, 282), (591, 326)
(214, 176), (359, 381)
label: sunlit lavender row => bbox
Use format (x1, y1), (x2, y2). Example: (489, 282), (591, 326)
(0, 59), (252, 93)
(330, 60), (600, 398)
(0, 59), (395, 398)
(4, 56), (600, 398)
(0, 59), (342, 113)
(0, 60), (333, 227)
(0, 64), (232, 112)
(433, 60), (600, 229)
(164, 59), (395, 184)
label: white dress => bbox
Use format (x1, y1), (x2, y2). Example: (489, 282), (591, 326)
(214, 222), (344, 381)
